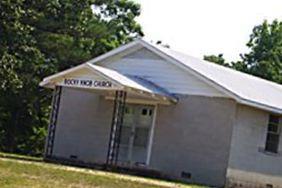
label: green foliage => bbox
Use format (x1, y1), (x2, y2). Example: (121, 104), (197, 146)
(239, 20), (282, 83)
(204, 20), (282, 84)
(0, 0), (142, 155)
(204, 54), (230, 67)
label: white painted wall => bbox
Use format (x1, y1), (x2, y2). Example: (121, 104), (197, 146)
(99, 48), (226, 97)
(53, 87), (113, 164)
(227, 104), (282, 187)
(151, 96), (236, 187)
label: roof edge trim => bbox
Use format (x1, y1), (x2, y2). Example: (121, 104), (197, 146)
(136, 40), (282, 114)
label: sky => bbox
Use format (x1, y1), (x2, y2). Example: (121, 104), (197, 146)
(134, 0), (282, 61)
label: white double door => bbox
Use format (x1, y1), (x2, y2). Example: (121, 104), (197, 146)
(118, 104), (155, 166)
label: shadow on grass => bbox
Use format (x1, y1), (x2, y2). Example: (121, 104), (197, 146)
(0, 152), (43, 163)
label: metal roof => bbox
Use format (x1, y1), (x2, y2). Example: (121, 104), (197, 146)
(87, 39), (282, 114)
(142, 40), (282, 114)
(40, 39), (282, 113)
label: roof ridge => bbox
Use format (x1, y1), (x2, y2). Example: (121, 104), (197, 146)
(146, 41), (282, 91)
(138, 39), (282, 113)
(147, 41), (282, 89)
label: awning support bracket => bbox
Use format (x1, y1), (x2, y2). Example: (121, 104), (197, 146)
(106, 90), (127, 167)
(44, 86), (62, 158)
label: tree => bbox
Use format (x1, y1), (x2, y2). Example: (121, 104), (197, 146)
(204, 20), (282, 84)
(0, 0), (143, 155)
(204, 54), (230, 67)
(238, 20), (282, 84)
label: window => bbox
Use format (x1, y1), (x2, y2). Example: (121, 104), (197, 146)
(142, 108), (147, 115)
(134, 127), (149, 147)
(265, 115), (280, 153)
(149, 109), (153, 116)
(141, 108), (152, 116)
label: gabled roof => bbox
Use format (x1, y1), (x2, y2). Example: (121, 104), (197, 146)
(87, 39), (282, 114)
(153, 45), (282, 114)
(40, 39), (282, 114)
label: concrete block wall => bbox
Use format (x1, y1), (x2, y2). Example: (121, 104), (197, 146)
(227, 105), (282, 187)
(53, 87), (282, 187)
(149, 95), (237, 187)
(52, 87), (113, 164)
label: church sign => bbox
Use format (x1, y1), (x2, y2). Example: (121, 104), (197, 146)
(61, 78), (116, 89)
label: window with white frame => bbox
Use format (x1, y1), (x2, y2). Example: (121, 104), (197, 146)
(265, 115), (280, 153)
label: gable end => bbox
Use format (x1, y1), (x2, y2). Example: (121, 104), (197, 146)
(98, 47), (227, 97)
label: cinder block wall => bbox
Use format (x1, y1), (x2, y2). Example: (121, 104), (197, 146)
(227, 105), (282, 187)
(51, 88), (237, 187)
(150, 95), (237, 187)
(52, 87), (113, 164)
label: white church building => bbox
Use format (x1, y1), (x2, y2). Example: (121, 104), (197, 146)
(40, 39), (282, 187)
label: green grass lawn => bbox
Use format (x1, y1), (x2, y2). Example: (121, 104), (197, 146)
(0, 153), (206, 188)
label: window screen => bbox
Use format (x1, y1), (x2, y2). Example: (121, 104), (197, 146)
(120, 127), (131, 145)
(134, 127), (149, 148)
(265, 115), (280, 153)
